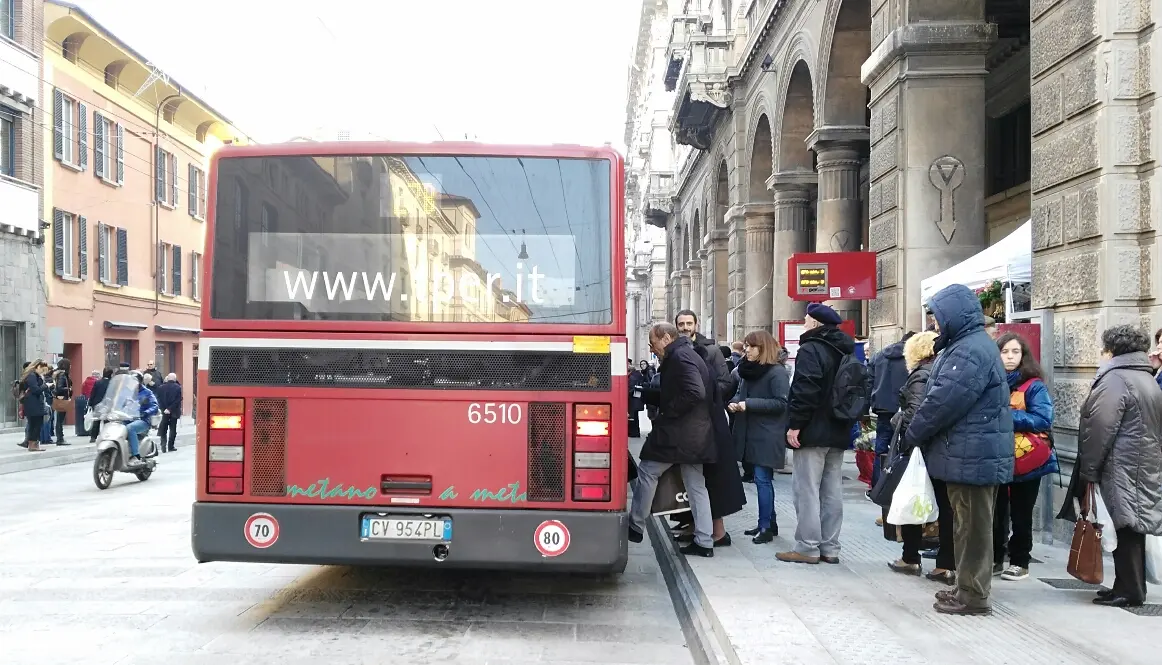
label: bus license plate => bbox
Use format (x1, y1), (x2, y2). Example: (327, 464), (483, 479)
(360, 517), (451, 541)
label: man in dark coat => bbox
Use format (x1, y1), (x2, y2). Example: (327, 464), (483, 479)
(155, 373), (183, 453)
(777, 303), (857, 565)
(905, 283), (1013, 616)
(675, 310), (734, 405)
(629, 322), (717, 557)
(87, 368), (113, 443)
(868, 332), (913, 486)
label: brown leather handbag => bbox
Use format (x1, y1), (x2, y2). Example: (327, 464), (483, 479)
(1067, 483), (1104, 585)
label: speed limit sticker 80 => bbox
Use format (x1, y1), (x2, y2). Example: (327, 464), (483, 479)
(244, 512), (280, 549)
(533, 520), (570, 557)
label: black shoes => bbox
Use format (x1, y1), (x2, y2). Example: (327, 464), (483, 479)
(751, 529), (776, 544)
(627, 527), (644, 544)
(679, 543), (714, 557)
(1093, 594), (1142, 608)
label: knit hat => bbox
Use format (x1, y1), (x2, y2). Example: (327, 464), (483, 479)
(806, 302), (842, 326)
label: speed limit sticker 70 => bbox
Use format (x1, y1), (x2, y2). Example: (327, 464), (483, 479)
(244, 513), (279, 549)
(533, 520), (570, 557)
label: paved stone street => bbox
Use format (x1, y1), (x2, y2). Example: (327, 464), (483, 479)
(0, 450), (694, 665)
(0, 420), (197, 475)
(693, 453), (1161, 665)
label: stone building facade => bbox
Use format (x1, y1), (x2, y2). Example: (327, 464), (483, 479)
(0, 0), (47, 428)
(629, 0), (1162, 457)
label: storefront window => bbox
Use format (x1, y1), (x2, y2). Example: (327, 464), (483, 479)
(104, 339), (134, 369)
(155, 342), (178, 377)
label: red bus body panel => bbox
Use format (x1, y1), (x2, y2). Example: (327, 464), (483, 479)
(191, 142), (630, 573)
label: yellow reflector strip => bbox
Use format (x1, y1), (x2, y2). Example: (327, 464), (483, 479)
(572, 336), (610, 353)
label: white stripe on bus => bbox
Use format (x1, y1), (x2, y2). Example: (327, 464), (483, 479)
(197, 337), (600, 370)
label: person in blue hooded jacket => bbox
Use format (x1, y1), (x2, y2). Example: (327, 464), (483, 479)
(124, 371), (160, 466)
(904, 284), (1014, 616)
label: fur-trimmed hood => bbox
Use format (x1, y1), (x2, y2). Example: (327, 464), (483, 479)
(904, 331), (938, 372)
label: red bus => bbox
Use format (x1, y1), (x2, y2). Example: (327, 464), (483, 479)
(190, 142), (630, 572)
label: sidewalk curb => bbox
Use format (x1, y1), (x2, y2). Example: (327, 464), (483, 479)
(0, 433), (195, 475)
(647, 514), (742, 665)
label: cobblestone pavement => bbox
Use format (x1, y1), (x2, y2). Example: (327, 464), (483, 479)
(0, 420), (197, 475)
(0, 451), (693, 665)
(695, 453), (1159, 665)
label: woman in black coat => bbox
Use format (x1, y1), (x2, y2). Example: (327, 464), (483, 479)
(883, 331), (956, 584)
(728, 330), (790, 543)
(19, 360), (50, 452)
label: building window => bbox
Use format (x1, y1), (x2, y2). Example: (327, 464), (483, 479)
(986, 101), (1031, 196)
(97, 223), (114, 283)
(154, 342), (178, 377)
(188, 164), (206, 219)
(189, 251), (202, 301)
(104, 339), (134, 369)
(0, 107), (14, 177)
(52, 210), (87, 280)
(93, 112), (124, 185)
(52, 89), (87, 170)
(0, 0), (13, 40)
(156, 147), (178, 207)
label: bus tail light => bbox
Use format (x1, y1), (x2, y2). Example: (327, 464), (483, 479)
(207, 398), (244, 495)
(573, 403), (611, 502)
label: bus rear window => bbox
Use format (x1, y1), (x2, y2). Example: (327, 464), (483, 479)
(209, 154), (612, 325)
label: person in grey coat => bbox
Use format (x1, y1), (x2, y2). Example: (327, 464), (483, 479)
(728, 329), (789, 544)
(1077, 325), (1162, 608)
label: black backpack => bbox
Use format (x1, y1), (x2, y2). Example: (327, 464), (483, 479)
(819, 341), (870, 421)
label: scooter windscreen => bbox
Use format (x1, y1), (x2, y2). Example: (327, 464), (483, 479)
(91, 374), (145, 422)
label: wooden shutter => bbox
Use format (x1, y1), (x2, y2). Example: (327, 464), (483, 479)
(156, 242), (165, 292)
(52, 89), (63, 161)
(116, 228), (128, 286)
(188, 164), (197, 216)
(190, 250), (199, 300)
(155, 147), (165, 202)
(77, 103), (88, 170)
(78, 216), (88, 279)
(52, 208), (64, 276)
(115, 124), (125, 184)
(93, 113), (105, 179)
(97, 222), (108, 284)
(169, 153), (178, 205)
(172, 244), (182, 296)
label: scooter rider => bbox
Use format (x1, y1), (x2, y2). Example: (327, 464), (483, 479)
(124, 370), (159, 466)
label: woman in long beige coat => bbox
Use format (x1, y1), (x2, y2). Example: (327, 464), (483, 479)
(1078, 325), (1162, 608)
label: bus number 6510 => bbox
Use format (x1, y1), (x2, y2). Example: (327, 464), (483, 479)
(467, 403), (522, 424)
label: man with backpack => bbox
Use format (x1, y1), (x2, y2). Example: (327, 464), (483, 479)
(777, 303), (867, 565)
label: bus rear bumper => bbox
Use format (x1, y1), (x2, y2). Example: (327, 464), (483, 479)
(191, 502), (630, 573)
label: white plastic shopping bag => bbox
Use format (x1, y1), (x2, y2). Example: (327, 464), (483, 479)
(1146, 535), (1162, 585)
(886, 449), (940, 526)
(1093, 487), (1118, 553)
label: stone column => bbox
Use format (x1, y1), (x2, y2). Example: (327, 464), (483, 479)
(742, 204), (776, 333)
(687, 260), (703, 323)
(677, 269), (691, 313)
(697, 248), (712, 334)
(807, 128), (868, 326)
(767, 172), (816, 324)
(725, 205), (748, 341)
(707, 232), (729, 341)
(862, 2), (994, 351)
(626, 291), (641, 365)
(668, 271), (681, 321)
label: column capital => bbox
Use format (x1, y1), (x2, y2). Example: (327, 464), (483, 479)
(696, 248), (710, 260)
(861, 22), (997, 85)
(805, 125), (870, 153)
(686, 259), (702, 272)
(708, 229), (729, 249)
(725, 202), (777, 224)
(676, 269), (690, 279)
(744, 215), (775, 233)
(766, 170), (818, 194)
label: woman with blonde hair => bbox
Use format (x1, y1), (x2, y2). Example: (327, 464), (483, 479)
(728, 329), (790, 544)
(19, 359), (51, 452)
(884, 332), (956, 583)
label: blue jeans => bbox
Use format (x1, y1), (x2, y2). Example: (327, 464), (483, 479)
(754, 465), (775, 530)
(871, 413), (895, 487)
(126, 419), (149, 457)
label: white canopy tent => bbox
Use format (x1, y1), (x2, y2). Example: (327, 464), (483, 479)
(920, 220), (1031, 305)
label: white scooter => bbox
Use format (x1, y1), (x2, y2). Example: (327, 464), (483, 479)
(87, 373), (163, 490)
(92, 414), (162, 489)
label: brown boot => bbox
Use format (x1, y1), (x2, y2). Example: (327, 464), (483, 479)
(776, 551), (820, 564)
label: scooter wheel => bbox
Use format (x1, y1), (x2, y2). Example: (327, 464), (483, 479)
(134, 466), (153, 482)
(93, 449), (116, 490)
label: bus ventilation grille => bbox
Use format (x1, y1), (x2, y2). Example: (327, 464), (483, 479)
(249, 399), (288, 497)
(208, 348), (611, 392)
(527, 402), (566, 502)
